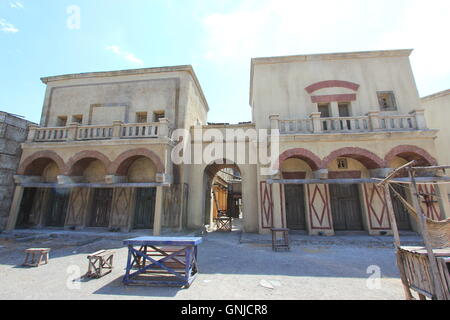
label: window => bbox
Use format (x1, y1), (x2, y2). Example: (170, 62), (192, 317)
(153, 111), (165, 122)
(56, 116), (67, 127)
(377, 91), (397, 111)
(318, 104), (330, 118)
(337, 158), (348, 169)
(72, 115), (83, 124)
(136, 112), (148, 123)
(338, 103), (350, 117)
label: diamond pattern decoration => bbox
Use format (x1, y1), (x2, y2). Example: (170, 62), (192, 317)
(418, 184), (442, 220)
(307, 184), (331, 229)
(363, 184), (390, 230)
(260, 182), (273, 229)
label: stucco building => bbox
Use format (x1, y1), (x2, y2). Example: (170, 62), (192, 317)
(422, 89), (450, 199)
(6, 49), (450, 236)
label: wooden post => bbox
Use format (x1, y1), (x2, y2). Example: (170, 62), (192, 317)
(153, 186), (164, 236)
(6, 186), (24, 231)
(382, 184), (413, 300)
(408, 168), (445, 300)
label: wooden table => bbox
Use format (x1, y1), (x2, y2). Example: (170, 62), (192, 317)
(123, 237), (202, 288)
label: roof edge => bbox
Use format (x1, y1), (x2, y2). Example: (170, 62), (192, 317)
(249, 49), (414, 107)
(40, 65), (209, 111)
(421, 89), (450, 102)
(251, 49), (413, 66)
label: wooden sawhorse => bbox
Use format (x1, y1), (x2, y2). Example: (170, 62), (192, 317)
(271, 228), (290, 252)
(23, 248), (50, 267)
(215, 216), (232, 232)
(86, 250), (115, 278)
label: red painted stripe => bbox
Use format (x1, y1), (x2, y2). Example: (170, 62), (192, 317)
(305, 80), (360, 94)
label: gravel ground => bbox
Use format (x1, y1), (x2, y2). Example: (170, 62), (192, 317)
(0, 230), (422, 300)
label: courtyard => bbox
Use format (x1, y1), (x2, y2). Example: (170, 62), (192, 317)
(0, 229), (422, 300)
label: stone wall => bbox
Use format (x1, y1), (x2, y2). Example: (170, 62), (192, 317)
(0, 112), (33, 230)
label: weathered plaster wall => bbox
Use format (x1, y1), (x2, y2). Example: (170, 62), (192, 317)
(0, 112), (33, 230)
(251, 50), (422, 129)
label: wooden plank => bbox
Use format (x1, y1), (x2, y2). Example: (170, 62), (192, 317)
(269, 176), (450, 185)
(408, 168), (447, 300)
(123, 237), (203, 246)
(19, 182), (171, 188)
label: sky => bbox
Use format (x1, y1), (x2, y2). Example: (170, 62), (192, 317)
(1, 0), (450, 124)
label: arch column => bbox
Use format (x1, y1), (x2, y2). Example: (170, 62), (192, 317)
(271, 182), (285, 229)
(152, 185), (165, 236)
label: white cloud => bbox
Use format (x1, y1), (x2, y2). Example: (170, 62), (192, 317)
(105, 45), (144, 66)
(0, 19), (19, 33)
(201, 0), (450, 93)
(375, 0), (450, 93)
(201, 0), (374, 61)
(9, 1), (24, 9)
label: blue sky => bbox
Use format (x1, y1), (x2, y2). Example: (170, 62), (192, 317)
(1, 0), (449, 124)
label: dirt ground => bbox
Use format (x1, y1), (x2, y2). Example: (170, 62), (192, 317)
(0, 229), (422, 300)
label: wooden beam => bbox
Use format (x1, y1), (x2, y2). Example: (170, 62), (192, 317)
(412, 165), (450, 171)
(18, 182), (170, 188)
(382, 183), (414, 300)
(267, 176), (450, 185)
(376, 160), (415, 186)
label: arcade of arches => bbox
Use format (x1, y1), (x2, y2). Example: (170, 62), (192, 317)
(7, 144), (450, 236)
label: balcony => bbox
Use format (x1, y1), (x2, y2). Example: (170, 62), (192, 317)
(26, 119), (170, 143)
(271, 110), (428, 134)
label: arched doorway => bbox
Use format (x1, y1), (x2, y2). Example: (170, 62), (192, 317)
(16, 154), (68, 228)
(386, 146), (441, 225)
(279, 158), (310, 231)
(203, 159), (243, 232)
(68, 154), (110, 228)
(323, 148), (384, 232)
(118, 155), (158, 230)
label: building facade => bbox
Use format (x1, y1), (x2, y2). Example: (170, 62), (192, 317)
(250, 49), (449, 235)
(6, 49), (450, 235)
(0, 112), (34, 231)
(7, 66), (208, 234)
(422, 89), (450, 200)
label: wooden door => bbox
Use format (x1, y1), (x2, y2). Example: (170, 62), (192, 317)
(330, 184), (363, 231)
(16, 188), (37, 228)
(134, 188), (156, 229)
(390, 184), (412, 230)
(285, 185), (306, 230)
(45, 188), (70, 227)
(90, 188), (113, 227)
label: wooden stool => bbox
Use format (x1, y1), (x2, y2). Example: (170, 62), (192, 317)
(86, 250), (115, 278)
(23, 248), (50, 267)
(215, 216), (232, 232)
(271, 228), (290, 252)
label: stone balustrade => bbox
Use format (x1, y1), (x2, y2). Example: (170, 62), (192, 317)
(272, 110), (427, 134)
(28, 118), (170, 143)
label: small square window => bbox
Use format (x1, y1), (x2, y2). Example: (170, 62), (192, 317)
(337, 158), (348, 169)
(136, 112), (148, 123)
(56, 116), (67, 127)
(153, 111), (165, 122)
(318, 104), (330, 118)
(72, 115), (83, 124)
(377, 91), (397, 111)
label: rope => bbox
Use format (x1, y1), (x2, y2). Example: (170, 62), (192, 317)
(388, 184), (450, 248)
